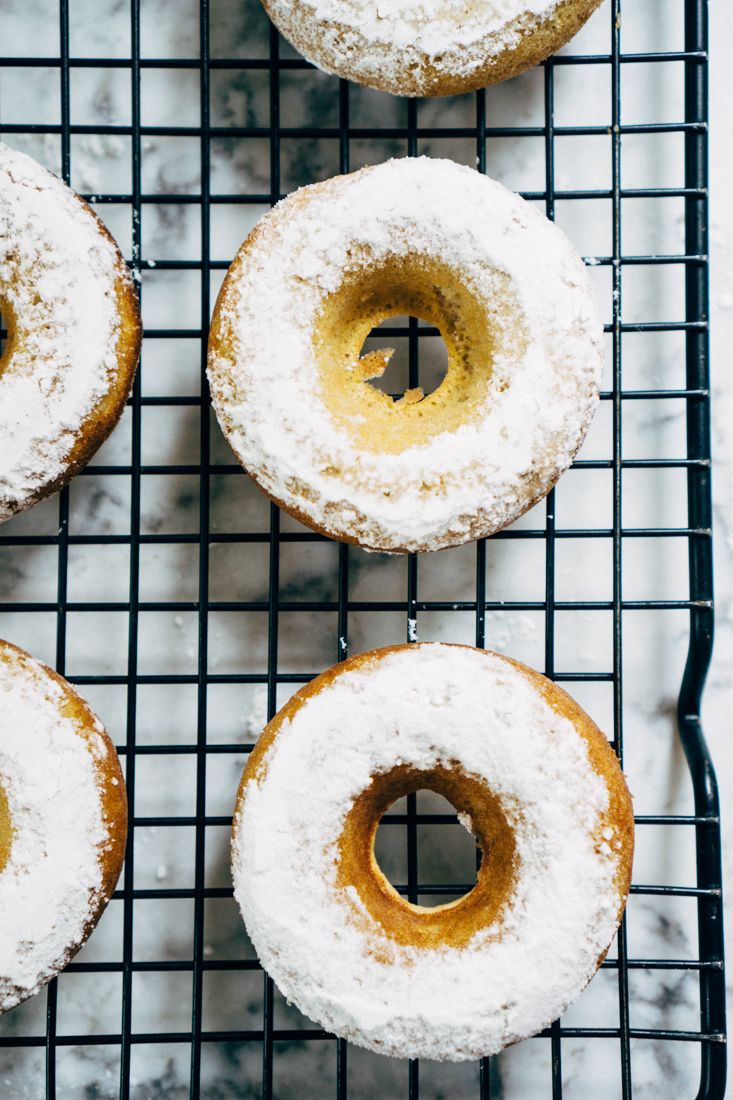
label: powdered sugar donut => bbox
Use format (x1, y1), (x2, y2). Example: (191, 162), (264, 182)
(0, 143), (141, 522)
(261, 0), (603, 97)
(0, 640), (127, 1012)
(232, 643), (634, 1061)
(208, 158), (602, 553)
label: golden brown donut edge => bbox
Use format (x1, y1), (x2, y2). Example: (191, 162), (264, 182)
(261, 0), (604, 98)
(0, 638), (128, 1011)
(207, 167), (595, 554)
(232, 644), (634, 967)
(0, 188), (142, 521)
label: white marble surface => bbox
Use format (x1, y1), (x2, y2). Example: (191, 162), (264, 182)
(0, 0), (730, 1096)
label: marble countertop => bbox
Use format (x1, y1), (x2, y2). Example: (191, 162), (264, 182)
(0, 0), (730, 1096)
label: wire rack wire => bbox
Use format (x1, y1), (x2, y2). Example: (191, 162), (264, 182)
(0, 0), (726, 1097)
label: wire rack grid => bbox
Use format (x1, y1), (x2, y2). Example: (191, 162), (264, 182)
(0, 0), (726, 1097)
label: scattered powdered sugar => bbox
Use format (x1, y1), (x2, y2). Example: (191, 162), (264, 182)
(209, 158), (603, 552)
(0, 142), (127, 521)
(0, 648), (109, 1012)
(263, 0), (570, 94)
(232, 644), (626, 1061)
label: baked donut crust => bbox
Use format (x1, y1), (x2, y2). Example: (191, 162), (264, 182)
(337, 762), (518, 951)
(0, 143), (141, 522)
(262, 0), (604, 97)
(208, 158), (603, 553)
(0, 639), (127, 1013)
(232, 643), (634, 1060)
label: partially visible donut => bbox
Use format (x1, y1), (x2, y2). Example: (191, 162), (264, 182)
(208, 157), (603, 553)
(0, 142), (141, 522)
(231, 643), (634, 1061)
(261, 0), (604, 97)
(0, 640), (127, 1013)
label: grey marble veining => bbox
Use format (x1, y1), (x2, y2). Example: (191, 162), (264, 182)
(0, 0), (730, 1096)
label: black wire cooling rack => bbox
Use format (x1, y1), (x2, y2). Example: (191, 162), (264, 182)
(0, 0), (727, 1097)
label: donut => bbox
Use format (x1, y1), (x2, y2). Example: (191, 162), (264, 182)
(0, 142), (141, 522)
(208, 157), (602, 553)
(0, 640), (127, 1012)
(231, 643), (634, 1061)
(260, 0), (603, 97)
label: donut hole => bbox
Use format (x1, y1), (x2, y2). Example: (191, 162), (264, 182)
(312, 257), (528, 455)
(0, 783), (12, 873)
(360, 316), (449, 403)
(337, 763), (517, 949)
(373, 790), (481, 909)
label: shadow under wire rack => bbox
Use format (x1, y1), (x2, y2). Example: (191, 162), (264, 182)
(0, 0), (726, 1097)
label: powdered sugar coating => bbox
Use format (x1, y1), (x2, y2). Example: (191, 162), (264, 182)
(208, 158), (603, 553)
(232, 644), (629, 1061)
(262, 0), (602, 96)
(0, 646), (117, 1012)
(0, 142), (137, 521)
